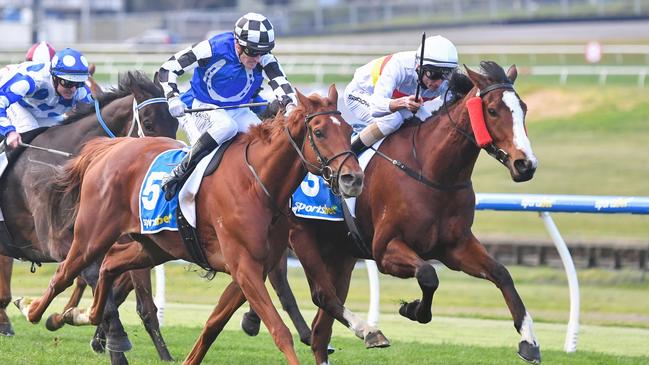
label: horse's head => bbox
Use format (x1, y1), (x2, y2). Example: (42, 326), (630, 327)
(123, 71), (178, 138)
(292, 84), (364, 197)
(464, 61), (537, 182)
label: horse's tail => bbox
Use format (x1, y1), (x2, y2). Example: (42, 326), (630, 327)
(48, 137), (125, 239)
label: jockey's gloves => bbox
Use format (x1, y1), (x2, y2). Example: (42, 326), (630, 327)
(167, 96), (186, 118)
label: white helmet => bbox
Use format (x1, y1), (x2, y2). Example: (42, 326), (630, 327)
(416, 35), (458, 69)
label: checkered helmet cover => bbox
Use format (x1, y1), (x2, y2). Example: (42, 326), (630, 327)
(233, 12), (275, 52)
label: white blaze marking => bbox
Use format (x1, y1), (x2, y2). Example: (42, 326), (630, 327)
(502, 91), (538, 168)
(330, 116), (341, 126)
(520, 311), (539, 346)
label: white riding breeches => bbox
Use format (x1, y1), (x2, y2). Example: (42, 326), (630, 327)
(178, 99), (261, 145)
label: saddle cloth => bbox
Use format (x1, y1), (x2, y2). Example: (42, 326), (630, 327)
(290, 139), (384, 220)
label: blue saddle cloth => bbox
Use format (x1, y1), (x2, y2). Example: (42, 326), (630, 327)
(139, 149), (187, 233)
(291, 172), (343, 221)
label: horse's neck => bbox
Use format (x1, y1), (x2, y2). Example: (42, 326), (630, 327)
(253, 116), (308, 205)
(77, 95), (135, 140)
(418, 97), (480, 185)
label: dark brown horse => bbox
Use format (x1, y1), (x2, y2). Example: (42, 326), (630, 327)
(269, 62), (542, 364)
(25, 86), (366, 364)
(0, 71), (177, 363)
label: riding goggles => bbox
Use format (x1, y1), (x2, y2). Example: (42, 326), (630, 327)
(422, 66), (454, 81)
(56, 77), (85, 89)
(241, 46), (269, 57)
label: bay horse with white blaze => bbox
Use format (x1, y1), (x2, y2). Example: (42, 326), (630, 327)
(0, 71), (177, 363)
(26, 85), (367, 364)
(278, 62), (541, 364)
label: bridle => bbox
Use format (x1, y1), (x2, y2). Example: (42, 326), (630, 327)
(245, 108), (356, 218)
(443, 82), (515, 166)
(94, 96), (168, 138)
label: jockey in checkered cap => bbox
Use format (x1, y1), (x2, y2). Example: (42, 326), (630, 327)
(0, 47), (93, 150)
(158, 12), (297, 201)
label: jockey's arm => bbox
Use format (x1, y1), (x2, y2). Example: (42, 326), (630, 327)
(260, 54), (296, 107)
(370, 60), (418, 117)
(0, 72), (36, 139)
(158, 40), (213, 100)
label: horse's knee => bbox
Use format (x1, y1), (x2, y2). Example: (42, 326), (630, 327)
(490, 263), (514, 288)
(415, 264), (439, 291)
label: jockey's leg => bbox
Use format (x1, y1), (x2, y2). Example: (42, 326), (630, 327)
(162, 132), (218, 200)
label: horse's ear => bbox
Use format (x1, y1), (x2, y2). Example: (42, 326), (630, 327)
(327, 84), (338, 107)
(295, 88), (311, 110)
(506, 65), (518, 84)
(88, 63), (96, 76)
(127, 72), (143, 97)
(463, 64), (488, 90)
(153, 71), (162, 88)
(87, 76), (103, 99)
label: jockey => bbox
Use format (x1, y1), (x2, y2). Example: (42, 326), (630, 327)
(0, 47), (93, 150)
(158, 12), (296, 200)
(345, 35), (459, 154)
(0, 41), (56, 86)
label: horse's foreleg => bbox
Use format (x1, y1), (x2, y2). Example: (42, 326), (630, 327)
(269, 250), (312, 346)
(0, 255), (14, 336)
(232, 254), (299, 365)
(129, 268), (174, 361)
(183, 280), (246, 365)
(289, 221), (389, 356)
(444, 235), (541, 364)
(378, 238), (438, 324)
(45, 276), (87, 331)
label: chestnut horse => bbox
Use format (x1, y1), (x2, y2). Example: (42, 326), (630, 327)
(26, 86), (366, 364)
(273, 62), (542, 364)
(0, 71), (177, 363)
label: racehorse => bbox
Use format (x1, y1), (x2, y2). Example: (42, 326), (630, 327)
(0, 71), (178, 363)
(261, 62), (542, 364)
(25, 85), (366, 364)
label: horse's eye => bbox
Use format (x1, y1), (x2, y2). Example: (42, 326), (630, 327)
(314, 130), (324, 138)
(488, 108), (497, 117)
(144, 122), (154, 132)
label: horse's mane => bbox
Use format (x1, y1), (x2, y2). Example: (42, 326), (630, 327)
(478, 60), (510, 84)
(243, 93), (333, 144)
(64, 71), (162, 125)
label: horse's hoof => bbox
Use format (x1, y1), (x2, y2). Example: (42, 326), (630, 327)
(45, 314), (64, 331)
(90, 336), (107, 354)
(0, 322), (14, 336)
(240, 312), (261, 337)
(364, 330), (390, 348)
(327, 344), (335, 354)
(518, 341), (541, 364)
(106, 335), (132, 353)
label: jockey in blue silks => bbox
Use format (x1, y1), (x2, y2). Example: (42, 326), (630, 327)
(158, 12), (297, 200)
(0, 47), (93, 149)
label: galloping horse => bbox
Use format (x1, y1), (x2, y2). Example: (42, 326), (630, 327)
(277, 62), (541, 364)
(26, 86), (366, 364)
(0, 71), (178, 363)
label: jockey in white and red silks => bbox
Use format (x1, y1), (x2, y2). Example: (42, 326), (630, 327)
(345, 35), (459, 154)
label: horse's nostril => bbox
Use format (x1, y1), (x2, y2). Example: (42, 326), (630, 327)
(514, 159), (533, 174)
(340, 172), (364, 187)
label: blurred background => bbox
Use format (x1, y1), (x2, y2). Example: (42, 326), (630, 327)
(0, 1), (648, 364)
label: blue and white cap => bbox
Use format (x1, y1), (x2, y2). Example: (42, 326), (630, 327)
(50, 48), (90, 82)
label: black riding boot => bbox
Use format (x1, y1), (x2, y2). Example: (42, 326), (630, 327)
(162, 133), (218, 201)
(351, 135), (370, 156)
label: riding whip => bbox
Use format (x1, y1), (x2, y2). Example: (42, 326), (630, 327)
(19, 142), (72, 157)
(414, 32), (426, 103)
(185, 101), (270, 113)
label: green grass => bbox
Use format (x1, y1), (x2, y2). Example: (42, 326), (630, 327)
(1, 261), (649, 363)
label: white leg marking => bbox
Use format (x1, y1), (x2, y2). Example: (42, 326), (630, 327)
(520, 311), (539, 346)
(502, 91), (538, 168)
(343, 308), (376, 339)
